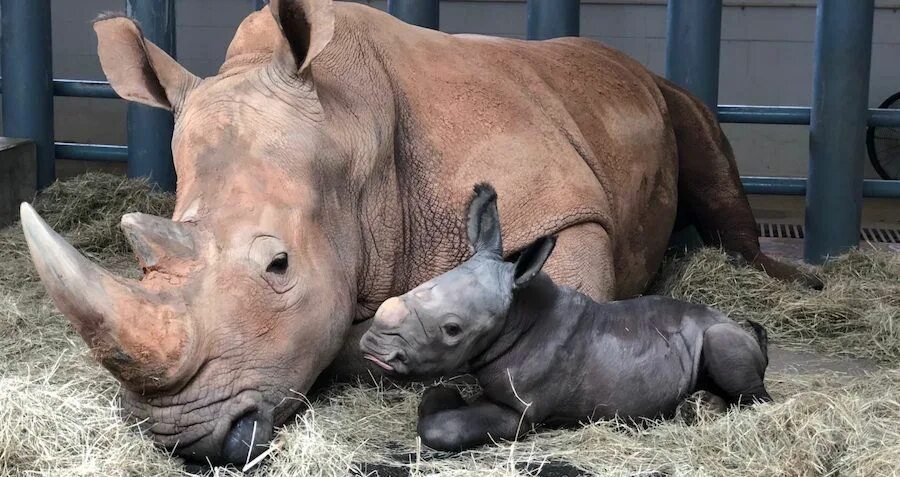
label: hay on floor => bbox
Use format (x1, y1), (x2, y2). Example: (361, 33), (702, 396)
(0, 173), (897, 476)
(652, 247), (900, 366)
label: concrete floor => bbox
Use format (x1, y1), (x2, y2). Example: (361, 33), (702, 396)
(767, 346), (877, 375)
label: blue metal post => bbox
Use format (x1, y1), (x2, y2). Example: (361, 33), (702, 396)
(527, 0), (580, 40)
(665, 0), (723, 111)
(388, 0), (439, 30)
(126, 0), (177, 192)
(804, 0), (874, 263)
(255, 0), (268, 10)
(664, 0), (721, 251)
(1, 0), (55, 189)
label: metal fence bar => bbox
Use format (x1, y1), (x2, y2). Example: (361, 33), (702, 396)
(526, 0), (580, 40)
(804, 0), (875, 264)
(15, 77), (900, 127)
(53, 79), (119, 99)
(0, 78), (118, 99)
(1, 78), (116, 98)
(718, 106), (811, 125)
(867, 108), (900, 127)
(388, 0), (440, 30)
(718, 105), (900, 127)
(1, 0), (55, 189)
(665, 0), (723, 110)
(126, 0), (177, 192)
(55, 142), (128, 162)
(742, 176), (898, 198)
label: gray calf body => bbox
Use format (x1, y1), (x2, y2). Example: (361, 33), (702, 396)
(360, 184), (770, 451)
(475, 285), (768, 426)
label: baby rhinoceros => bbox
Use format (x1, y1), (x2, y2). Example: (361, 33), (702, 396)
(359, 184), (772, 452)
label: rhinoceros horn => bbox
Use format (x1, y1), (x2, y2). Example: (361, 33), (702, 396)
(20, 203), (192, 391)
(120, 212), (197, 271)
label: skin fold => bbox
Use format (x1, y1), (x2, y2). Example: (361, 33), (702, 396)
(21, 0), (809, 465)
(361, 184), (772, 451)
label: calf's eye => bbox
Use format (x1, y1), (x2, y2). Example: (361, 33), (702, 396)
(442, 323), (462, 337)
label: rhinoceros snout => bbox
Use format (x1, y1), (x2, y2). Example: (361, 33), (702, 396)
(373, 297), (410, 329)
(220, 409), (273, 467)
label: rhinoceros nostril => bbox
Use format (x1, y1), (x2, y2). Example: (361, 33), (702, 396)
(221, 409), (271, 466)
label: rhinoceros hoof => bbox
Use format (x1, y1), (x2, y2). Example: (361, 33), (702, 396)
(675, 390), (728, 426)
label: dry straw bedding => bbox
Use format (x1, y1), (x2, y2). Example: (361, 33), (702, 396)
(0, 173), (898, 476)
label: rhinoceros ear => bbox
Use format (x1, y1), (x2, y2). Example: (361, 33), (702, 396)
(269, 0), (335, 74)
(94, 14), (199, 112)
(512, 236), (556, 290)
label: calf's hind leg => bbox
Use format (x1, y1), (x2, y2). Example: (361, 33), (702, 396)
(675, 390), (728, 425)
(418, 399), (523, 452)
(700, 324), (772, 406)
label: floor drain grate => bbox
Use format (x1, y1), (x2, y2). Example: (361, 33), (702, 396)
(757, 222), (900, 244)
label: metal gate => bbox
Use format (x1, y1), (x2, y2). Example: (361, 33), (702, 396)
(1, 0), (898, 263)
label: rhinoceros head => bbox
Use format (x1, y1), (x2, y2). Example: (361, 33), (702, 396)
(21, 0), (364, 466)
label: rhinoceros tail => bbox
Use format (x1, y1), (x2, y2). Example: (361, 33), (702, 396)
(745, 319), (769, 366)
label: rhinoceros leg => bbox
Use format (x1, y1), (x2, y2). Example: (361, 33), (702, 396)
(675, 390), (728, 425)
(417, 398), (523, 452)
(418, 385), (467, 419)
(655, 77), (823, 289)
(699, 324), (772, 407)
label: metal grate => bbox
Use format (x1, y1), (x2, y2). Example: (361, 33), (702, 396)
(757, 222), (805, 239)
(757, 222), (900, 244)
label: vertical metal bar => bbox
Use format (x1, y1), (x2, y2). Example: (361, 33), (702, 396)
(526, 0), (580, 40)
(1, 0), (55, 189)
(254, 0), (268, 10)
(665, 0), (723, 111)
(126, 0), (177, 192)
(804, 0), (874, 263)
(664, 0), (721, 252)
(388, 0), (439, 30)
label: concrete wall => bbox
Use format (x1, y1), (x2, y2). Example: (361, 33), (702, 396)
(2, 0), (899, 179)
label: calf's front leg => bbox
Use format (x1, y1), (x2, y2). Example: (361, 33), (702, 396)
(418, 385), (468, 418)
(417, 398), (524, 452)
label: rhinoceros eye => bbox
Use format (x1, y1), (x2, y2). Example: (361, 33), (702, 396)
(442, 322), (462, 338)
(266, 252), (289, 275)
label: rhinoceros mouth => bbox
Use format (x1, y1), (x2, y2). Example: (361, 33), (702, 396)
(363, 354), (395, 372)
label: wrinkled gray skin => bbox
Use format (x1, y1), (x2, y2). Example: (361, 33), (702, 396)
(360, 184), (772, 451)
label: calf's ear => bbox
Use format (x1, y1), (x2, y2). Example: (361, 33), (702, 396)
(513, 236), (556, 289)
(467, 183), (503, 256)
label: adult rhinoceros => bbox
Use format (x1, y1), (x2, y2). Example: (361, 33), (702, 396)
(19, 0), (817, 465)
